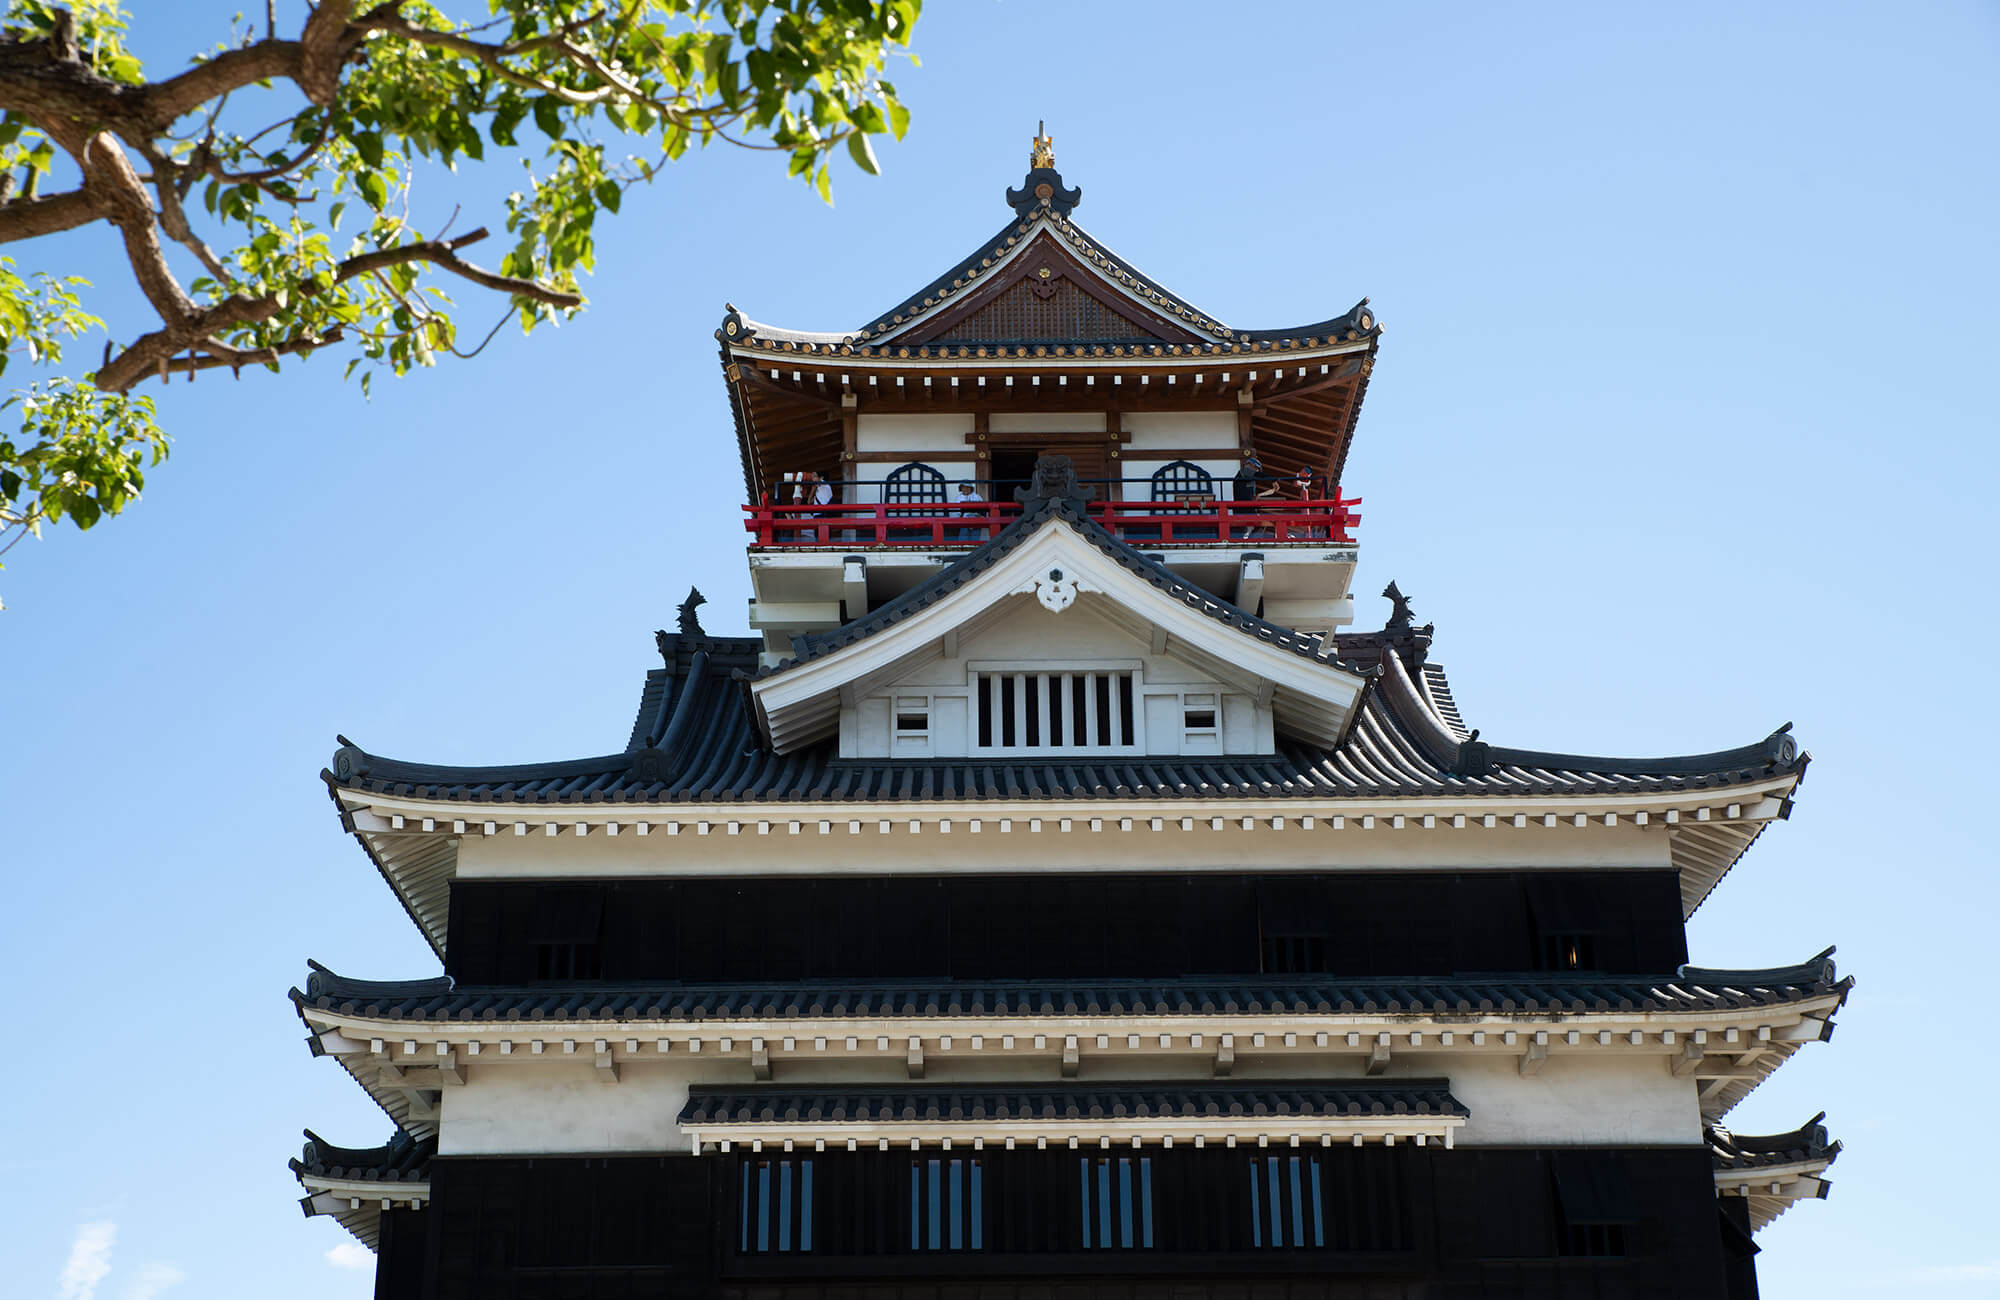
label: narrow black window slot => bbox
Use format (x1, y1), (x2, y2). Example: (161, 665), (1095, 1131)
(534, 941), (601, 980)
(1261, 934), (1329, 973)
(1540, 932), (1598, 971)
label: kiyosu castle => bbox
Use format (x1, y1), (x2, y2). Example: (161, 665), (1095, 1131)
(289, 134), (1845, 1299)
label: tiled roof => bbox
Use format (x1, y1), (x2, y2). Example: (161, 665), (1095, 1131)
(328, 667), (1800, 809)
(291, 1128), (434, 1185)
(325, 522), (1805, 811)
(720, 177), (1381, 355)
(1709, 1114), (1841, 1172)
(1709, 1114), (1840, 1231)
(680, 1082), (1466, 1127)
(291, 953), (1850, 1024)
(290, 1128), (434, 1251)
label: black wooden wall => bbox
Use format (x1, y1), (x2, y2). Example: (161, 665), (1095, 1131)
(384, 1147), (1740, 1300)
(444, 871), (1689, 985)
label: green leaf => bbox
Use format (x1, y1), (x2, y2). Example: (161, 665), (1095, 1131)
(846, 132), (880, 176)
(887, 99), (911, 141)
(533, 96), (564, 140)
(595, 180), (622, 214)
(358, 171), (388, 211)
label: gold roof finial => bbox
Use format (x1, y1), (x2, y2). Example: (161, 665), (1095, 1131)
(1029, 120), (1055, 170)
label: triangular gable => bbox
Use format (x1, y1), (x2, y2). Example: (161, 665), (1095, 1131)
(749, 506), (1366, 753)
(893, 228), (1204, 346)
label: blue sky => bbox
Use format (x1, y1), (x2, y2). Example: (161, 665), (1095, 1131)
(3, 2), (1995, 1296)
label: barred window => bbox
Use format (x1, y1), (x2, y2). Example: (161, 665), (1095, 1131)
(975, 669), (1136, 752)
(1248, 1155), (1325, 1249)
(740, 1158), (813, 1254)
(910, 1157), (982, 1251)
(1079, 1156), (1153, 1249)
(883, 462), (947, 504)
(1150, 459), (1215, 502)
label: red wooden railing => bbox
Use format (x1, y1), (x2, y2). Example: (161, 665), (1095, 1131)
(743, 493), (1361, 549)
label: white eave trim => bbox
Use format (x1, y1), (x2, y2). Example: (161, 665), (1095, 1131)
(689, 1116), (1462, 1155)
(726, 337), (1376, 370)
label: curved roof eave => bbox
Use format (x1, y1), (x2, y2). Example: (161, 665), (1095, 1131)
(718, 209), (1383, 353)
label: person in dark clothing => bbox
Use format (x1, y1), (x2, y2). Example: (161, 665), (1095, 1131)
(1231, 453), (1265, 538)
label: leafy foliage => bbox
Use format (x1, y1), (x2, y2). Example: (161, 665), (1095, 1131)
(0, 0), (920, 590)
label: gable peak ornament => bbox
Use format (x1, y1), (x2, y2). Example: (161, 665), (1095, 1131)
(1006, 121), (1082, 218)
(1029, 121), (1056, 170)
(1034, 566), (1080, 613)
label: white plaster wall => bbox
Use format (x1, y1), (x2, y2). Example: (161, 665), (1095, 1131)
(1121, 412), (1235, 450)
(437, 1053), (1701, 1156)
(1400, 1054), (1704, 1146)
(990, 411), (1106, 433)
(856, 413), (975, 451)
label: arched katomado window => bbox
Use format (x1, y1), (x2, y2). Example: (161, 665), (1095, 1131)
(883, 462), (948, 504)
(1151, 460), (1214, 501)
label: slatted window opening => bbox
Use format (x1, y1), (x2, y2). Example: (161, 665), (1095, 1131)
(1248, 1155), (1325, 1249)
(909, 1158), (982, 1251)
(739, 1158), (813, 1254)
(1079, 1156), (1154, 1249)
(974, 668), (1137, 752)
(1260, 934), (1330, 974)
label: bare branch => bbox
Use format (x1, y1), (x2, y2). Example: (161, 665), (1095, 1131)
(137, 143), (234, 284)
(169, 326), (346, 378)
(0, 187), (109, 243)
(337, 228), (583, 307)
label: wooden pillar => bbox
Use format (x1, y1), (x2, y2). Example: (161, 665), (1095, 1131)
(840, 393), (858, 502)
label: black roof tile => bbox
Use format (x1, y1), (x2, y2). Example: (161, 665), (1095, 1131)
(680, 1081), (1465, 1128)
(289, 1128), (434, 1184)
(1708, 1114), (1842, 1172)
(293, 953), (1851, 1025)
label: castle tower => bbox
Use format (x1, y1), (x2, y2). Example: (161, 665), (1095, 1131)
(291, 141), (1842, 1300)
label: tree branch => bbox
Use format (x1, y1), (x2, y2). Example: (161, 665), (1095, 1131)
(95, 228), (580, 392)
(0, 187), (109, 243)
(134, 41), (308, 126)
(169, 326), (345, 378)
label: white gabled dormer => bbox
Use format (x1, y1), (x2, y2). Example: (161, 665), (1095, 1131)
(748, 472), (1366, 758)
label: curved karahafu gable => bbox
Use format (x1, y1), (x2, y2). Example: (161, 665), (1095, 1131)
(743, 490), (1369, 754)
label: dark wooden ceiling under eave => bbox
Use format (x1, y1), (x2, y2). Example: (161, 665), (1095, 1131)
(725, 346), (1378, 502)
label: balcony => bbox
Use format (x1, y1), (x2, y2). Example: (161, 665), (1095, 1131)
(743, 487), (1360, 551)
(740, 481), (1362, 662)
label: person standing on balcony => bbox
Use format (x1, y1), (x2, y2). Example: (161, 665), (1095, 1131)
(1291, 465), (1327, 538)
(790, 468), (833, 542)
(954, 481), (985, 542)
(1224, 456), (1256, 536)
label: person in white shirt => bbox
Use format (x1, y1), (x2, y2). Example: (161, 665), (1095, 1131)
(791, 469), (833, 541)
(953, 481), (985, 542)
